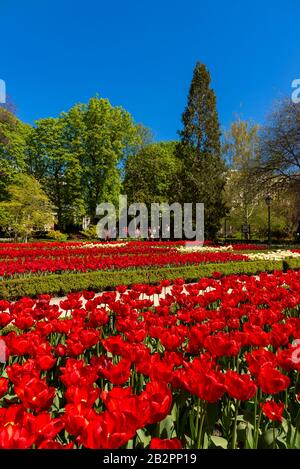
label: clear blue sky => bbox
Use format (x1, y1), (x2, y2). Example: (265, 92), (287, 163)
(2, 0), (300, 140)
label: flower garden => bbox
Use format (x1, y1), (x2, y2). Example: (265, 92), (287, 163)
(1, 241), (300, 449)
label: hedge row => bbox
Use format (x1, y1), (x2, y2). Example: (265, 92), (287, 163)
(1, 259), (300, 300)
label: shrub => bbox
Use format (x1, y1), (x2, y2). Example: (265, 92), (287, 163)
(1, 259), (300, 300)
(46, 230), (68, 242)
(80, 225), (98, 240)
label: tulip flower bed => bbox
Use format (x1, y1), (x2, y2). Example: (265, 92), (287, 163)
(230, 244), (268, 251)
(1, 269), (300, 449)
(0, 241), (249, 279)
(0, 241), (299, 301)
(0, 240), (269, 280)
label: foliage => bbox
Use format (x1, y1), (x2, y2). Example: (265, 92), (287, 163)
(27, 96), (142, 228)
(68, 96), (141, 220)
(80, 225), (98, 239)
(124, 141), (181, 205)
(222, 118), (300, 240)
(223, 120), (264, 227)
(46, 230), (68, 242)
(223, 191), (298, 241)
(0, 174), (54, 241)
(0, 108), (31, 201)
(259, 98), (300, 188)
(27, 116), (85, 230)
(175, 62), (226, 239)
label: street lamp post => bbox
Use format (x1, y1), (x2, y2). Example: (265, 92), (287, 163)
(265, 195), (272, 247)
(159, 212), (162, 241)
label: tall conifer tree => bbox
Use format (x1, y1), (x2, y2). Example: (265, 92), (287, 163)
(176, 62), (226, 239)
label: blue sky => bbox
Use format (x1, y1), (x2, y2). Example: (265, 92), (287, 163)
(2, 0), (300, 140)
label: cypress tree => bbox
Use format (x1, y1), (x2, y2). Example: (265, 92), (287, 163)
(176, 62), (226, 239)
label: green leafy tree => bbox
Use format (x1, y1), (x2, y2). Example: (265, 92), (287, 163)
(176, 62), (226, 239)
(27, 116), (85, 229)
(27, 96), (141, 228)
(123, 142), (181, 205)
(0, 174), (54, 241)
(0, 108), (31, 201)
(122, 123), (153, 169)
(222, 119), (299, 241)
(77, 97), (141, 220)
(223, 120), (265, 230)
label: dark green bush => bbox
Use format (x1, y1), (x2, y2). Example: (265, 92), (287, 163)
(1, 259), (300, 300)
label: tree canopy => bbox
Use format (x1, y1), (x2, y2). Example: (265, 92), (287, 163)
(123, 141), (181, 206)
(26, 96), (142, 227)
(0, 174), (54, 241)
(259, 99), (300, 191)
(223, 120), (263, 226)
(0, 108), (31, 201)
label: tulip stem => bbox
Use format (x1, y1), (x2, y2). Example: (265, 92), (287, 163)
(155, 421), (161, 438)
(295, 371), (299, 394)
(254, 408), (263, 448)
(194, 397), (200, 446)
(236, 352), (240, 373)
(253, 391), (258, 446)
(292, 411), (300, 448)
(292, 426), (298, 449)
(197, 401), (207, 449)
(285, 389), (288, 410)
(232, 399), (240, 449)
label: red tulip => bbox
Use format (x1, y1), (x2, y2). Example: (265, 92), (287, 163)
(100, 359), (131, 385)
(65, 385), (100, 407)
(14, 377), (55, 412)
(38, 440), (74, 449)
(35, 354), (57, 371)
(63, 403), (96, 436)
(245, 349), (277, 377)
(188, 370), (226, 403)
(0, 424), (36, 449)
(150, 438), (182, 449)
(0, 313), (11, 327)
(31, 412), (65, 443)
(0, 300), (10, 311)
(225, 371), (257, 401)
(141, 381), (172, 424)
(0, 378), (8, 398)
(101, 386), (150, 429)
(258, 365), (290, 395)
(261, 400), (284, 423)
(80, 410), (136, 449)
